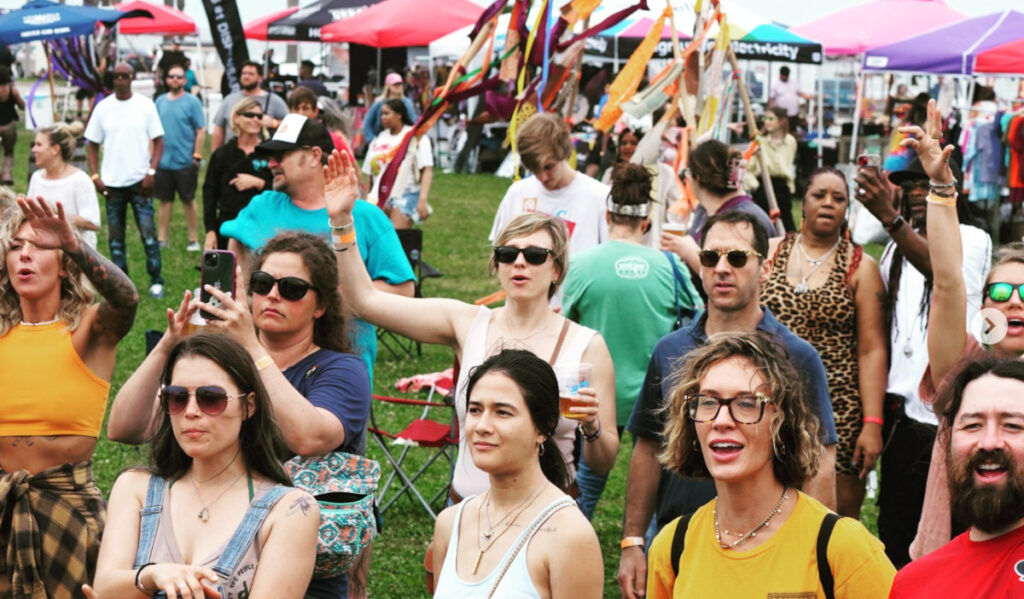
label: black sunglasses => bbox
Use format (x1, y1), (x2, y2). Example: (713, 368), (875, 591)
(160, 385), (245, 416)
(698, 248), (762, 268)
(250, 270), (317, 301)
(985, 282), (1024, 303)
(166, 74), (185, 79)
(239, 111), (264, 119)
(493, 246), (554, 265)
(112, 72), (132, 80)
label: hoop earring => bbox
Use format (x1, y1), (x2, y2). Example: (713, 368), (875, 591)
(538, 442), (546, 456)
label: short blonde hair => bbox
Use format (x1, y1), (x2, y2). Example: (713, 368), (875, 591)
(659, 331), (823, 487)
(490, 212), (569, 299)
(230, 97), (262, 136)
(516, 113), (572, 173)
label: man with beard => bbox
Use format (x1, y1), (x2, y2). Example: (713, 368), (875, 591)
(854, 158), (991, 567)
(211, 61), (289, 151)
(889, 357), (1024, 597)
(219, 113), (413, 381)
(154, 64), (205, 251)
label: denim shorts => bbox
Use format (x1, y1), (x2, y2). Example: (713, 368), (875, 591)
(385, 188), (429, 224)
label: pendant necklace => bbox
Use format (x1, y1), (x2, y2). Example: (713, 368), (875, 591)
(714, 487), (789, 549)
(481, 481), (545, 540)
(792, 235), (840, 295)
(189, 447), (243, 522)
(473, 483), (545, 574)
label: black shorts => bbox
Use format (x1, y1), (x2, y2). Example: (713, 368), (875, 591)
(154, 165), (198, 202)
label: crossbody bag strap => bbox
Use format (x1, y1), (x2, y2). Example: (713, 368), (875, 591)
(663, 251), (682, 324)
(817, 512), (840, 599)
(547, 318), (571, 366)
(133, 475), (167, 569)
(485, 497), (574, 599)
(669, 513), (694, 577)
(212, 485), (293, 578)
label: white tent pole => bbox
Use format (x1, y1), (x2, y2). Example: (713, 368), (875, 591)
(849, 70), (865, 163)
(817, 63), (824, 167)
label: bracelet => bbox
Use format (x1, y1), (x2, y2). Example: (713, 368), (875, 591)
(331, 229), (357, 249)
(926, 192), (957, 207)
(579, 419), (602, 442)
(929, 179), (956, 189)
(863, 416), (884, 425)
(255, 354), (275, 372)
(620, 536), (645, 550)
(135, 562), (156, 596)
(90, 173), (100, 181)
(328, 218), (354, 231)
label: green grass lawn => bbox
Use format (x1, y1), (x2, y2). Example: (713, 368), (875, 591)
(7, 128), (879, 597)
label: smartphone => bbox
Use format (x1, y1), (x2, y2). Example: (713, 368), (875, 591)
(857, 153), (881, 169)
(200, 250), (236, 321)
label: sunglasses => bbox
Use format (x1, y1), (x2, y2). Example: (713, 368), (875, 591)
(985, 282), (1024, 303)
(493, 246), (554, 265)
(113, 73), (132, 80)
(166, 74), (185, 79)
(250, 270), (317, 301)
(239, 111), (264, 120)
(698, 248), (762, 268)
(160, 385), (245, 416)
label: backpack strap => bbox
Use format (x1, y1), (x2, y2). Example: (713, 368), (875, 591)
(212, 485), (293, 578)
(133, 475), (167, 569)
(817, 512), (841, 599)
(669, 513), (693, 578)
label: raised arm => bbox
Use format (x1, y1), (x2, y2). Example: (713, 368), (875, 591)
(854, 166), (931, 276)
(908, 100), (965, 387)
(323, 149), (476, 347)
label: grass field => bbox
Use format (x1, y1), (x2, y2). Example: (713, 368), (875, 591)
(6, 127), (878, 597)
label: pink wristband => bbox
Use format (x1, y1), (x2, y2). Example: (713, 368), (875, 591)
(863, 416), (883, 425)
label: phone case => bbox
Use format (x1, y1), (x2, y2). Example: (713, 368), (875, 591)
(200, 250), (236, 320)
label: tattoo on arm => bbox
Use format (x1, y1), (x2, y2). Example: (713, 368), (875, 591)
(67, 242), (139, 339)
(286, 496), (314, 517)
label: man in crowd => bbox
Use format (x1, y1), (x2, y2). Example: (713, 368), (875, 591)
(154, 63), (205, 252)
(888, 358), (1024, 597)
(85, 62), (166, 298)
(769, 66), (810, 125)
(617, 211), (838, 599)
(855, 157), (991, 568)
(211, 61), (289, 151)
(219, 113), (414, 384)
(297, 59), (330, 98)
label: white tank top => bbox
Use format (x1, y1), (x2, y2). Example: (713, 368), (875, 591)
(433, 494), (574, 599)
(452, 306), (597, 498)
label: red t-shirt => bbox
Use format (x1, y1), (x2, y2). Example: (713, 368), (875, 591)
(890, 524), (1024, 598)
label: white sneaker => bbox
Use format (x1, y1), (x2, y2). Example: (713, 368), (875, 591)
(149, 283), (164, 299)
(186, 241), (201, 252)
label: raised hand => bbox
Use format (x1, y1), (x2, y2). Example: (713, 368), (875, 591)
(17, 196), (79, 253)
(323, 148), (360, 222)
(898, 98), (955, 184)
(163, 290), (199, 345)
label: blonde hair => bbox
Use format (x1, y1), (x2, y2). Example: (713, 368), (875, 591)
(516, 113), (572, 173)
(490, 212), (569, 299)
(0, 214), (94, 337)
(659, 331), (823, 487)
(230, 97), (262, 136)
(39, 121), (85, 162)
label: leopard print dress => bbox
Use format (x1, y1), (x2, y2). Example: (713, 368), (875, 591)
(763, 234), (864, 476)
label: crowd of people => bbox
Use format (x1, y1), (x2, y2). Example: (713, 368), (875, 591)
(0, 43), (1021, 599)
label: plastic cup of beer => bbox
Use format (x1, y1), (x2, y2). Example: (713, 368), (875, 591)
(555, 363), (593, 420)
(663, 222), (688, 237)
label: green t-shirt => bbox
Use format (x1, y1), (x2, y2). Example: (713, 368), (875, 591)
(562, 241), (702, 426)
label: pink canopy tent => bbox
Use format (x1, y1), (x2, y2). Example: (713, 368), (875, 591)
(975, 38), (1024, 74)
(792, 0), (965, 56)
(615, 17), (690, 40)
(320, 0), (482, 46)
(243, 6), (299, 41)
(115, 0), (195, 35)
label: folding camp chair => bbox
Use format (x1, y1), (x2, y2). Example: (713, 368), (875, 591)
(370, 381), (458, 519)
(377, 228), (443, 360)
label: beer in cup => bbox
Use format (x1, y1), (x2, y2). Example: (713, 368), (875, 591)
(554, 363), (593, 420)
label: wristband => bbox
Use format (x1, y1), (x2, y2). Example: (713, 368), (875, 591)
(620, 537), (645, 550)
(255, 354), (275, 372)
(863, 416), (883, 425)
(884, 215), (905, 234)
(926, 192), (957, 207)
(90, 173), (100, 181)
(580, 419), (602, 442)
(929, 179), (956, 189)
(135, 562), (156, 596)
(328, 218), (354, 231)
(331, 229), (356, 250)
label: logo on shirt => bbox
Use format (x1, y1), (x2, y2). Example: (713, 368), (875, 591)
(615, 257), (650, 280)
(1014, 558), (1024, 582)
(522, 197), (537, 212)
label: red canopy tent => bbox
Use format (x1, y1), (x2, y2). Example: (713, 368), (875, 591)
(243, 6), (300, 41)
(115, 0), (195, 35)
(320, 0), (483, 46)
(975, 38), (1024, 74)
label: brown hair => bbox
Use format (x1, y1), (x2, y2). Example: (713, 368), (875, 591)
(987, 242), (1024, 286)
(490, 212), (569, 299)
(689, 139), (743, 196)
(516, 113), (572, 173)
(288, 86), (318, 111)
(609, 163), (652, 226)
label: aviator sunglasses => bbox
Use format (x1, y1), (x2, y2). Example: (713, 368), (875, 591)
(493, 246), (554, 265)
(249, 271), (318, 301)
(985, 282), (1024, 303)
(698, 248), (762, 269)
(160, 385), (245, 416)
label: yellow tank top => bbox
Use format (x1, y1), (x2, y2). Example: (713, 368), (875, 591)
(0, 321), (111, 438)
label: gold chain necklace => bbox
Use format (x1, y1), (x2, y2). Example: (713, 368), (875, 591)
(472, 484), (545, 574)
(482, 482), (545, 540)
(714, 487), (789, 549)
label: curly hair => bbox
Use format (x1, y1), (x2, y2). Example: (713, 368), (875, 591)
(659, 331), (823, 487)
(490, 212), (569, 299)
(251, 232), (352, 354)
(0, 215), (94, 337)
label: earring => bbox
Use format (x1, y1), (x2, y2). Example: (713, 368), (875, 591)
(692, 439), (700, 452)
(538, 442), (546, 456)
(778, 442), (788, 456)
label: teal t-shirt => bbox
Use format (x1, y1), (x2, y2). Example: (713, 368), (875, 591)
(220, 191), (415, 383)
(562, 241), (702, 426)
(155, 93), (205, 170)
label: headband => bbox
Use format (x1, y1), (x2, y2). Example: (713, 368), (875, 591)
(607, 196), (650, 218)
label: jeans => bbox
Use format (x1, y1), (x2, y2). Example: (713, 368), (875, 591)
(105, 182), (163, 285)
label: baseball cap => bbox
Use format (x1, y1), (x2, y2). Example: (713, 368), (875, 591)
(384, 72), (403, 86)
(257, 113), (335, 158)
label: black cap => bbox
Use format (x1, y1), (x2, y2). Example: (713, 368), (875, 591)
(887, 155), (962, 187)
(257, 113), (335, 158)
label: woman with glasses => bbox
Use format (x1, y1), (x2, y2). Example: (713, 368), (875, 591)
(95, 333), (319, 599)
(324, 148), (618, 503)
(108, 231), (370, 598)
(646, 331), (894, 599)
(760, 166), (888, 519)
(202, 98), (273, 250)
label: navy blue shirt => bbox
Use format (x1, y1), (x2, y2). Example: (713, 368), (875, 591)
(626, 308), (838, 528)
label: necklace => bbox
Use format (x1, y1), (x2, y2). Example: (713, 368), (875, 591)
(714, 487), (789, 549)
(482, 482), (545, 540)
(189, 448), (244, 522)
(473, 484), (545, 574)
(19, 318), (59, 327)
(792, 235), (841, 294)
(502, 311), (553, 343)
